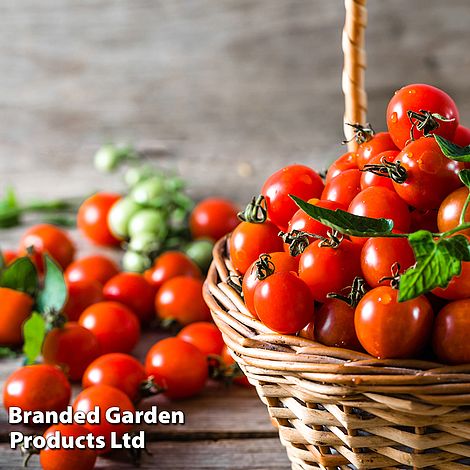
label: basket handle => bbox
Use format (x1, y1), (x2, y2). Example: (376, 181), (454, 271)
(342, 0), (368, 151)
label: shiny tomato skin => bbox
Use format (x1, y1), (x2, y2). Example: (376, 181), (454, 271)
(229, 221), (284, 274)
(156, 276), (210, 325)
(77, 192), (122, 246)
(73, 384), (134, 453)
(360, 237), (415, 288)
(144, 251), (201, 290)
(261, 164), (324, 230)
(63, 279), (104, 322)
(82, 353), (147, 402)
(79, 301), (140, 354)
(453, 125), (470, 147)
(387, 84), (459, 149)
(299, 239), (362, 302)
(0, 287), (34, 345)
(433, 299), (470, 364)
(40, 424), (97, 470)
(2, 250), (17, 265)
(432, 261), (470, 300)
(190, 198), (240, 241)
(221, 345), (251, 387)
(325, 152), (358, 182)
(242, 251), (299, 317)
(42, 322), (101, 381)
(321, 169), (362, 207)
(360, 150), (399, 191)
(254, 271), (314, 334)
(437, 187), (470, 236)
(393, 138), (464, 210)
(314, 299), (362, 350)
(65, 254), (120, 286)
(355, 286), (433, 359)
(3, 365), (71, 412)
(349, 186), (411, 233)
(145, 337), (208, 399)
(178, 322), (224, 357)
(103, 273), (156, 324)
(18, 224), (75, 271)
(356, 132), (398, 169)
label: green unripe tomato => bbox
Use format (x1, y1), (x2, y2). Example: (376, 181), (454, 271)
(128, 232), (161, 254)
(124, 166), (156, 188)
(128, 209), (168, 239)
(130, 176), (166, 205)
(185, 239), (214, 272)
(107, 197), (142, 239)
(122, 250), (152, 273)
(94, 144), (129, 173)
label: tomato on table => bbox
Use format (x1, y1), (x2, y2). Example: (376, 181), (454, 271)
(0, 287), (34, 345)
(437, 187), (470, 236)
(221, 345), (250, 387)
(321, 169), (362, 207)
(178, 322), (224, 357)
(325, 152), (358, 182)
(63, 279), (104, 322)
(356, 132), (397, 169)
(65, 254), (120, 286)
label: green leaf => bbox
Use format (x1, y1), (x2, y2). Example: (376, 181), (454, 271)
(435, 135), (470, 162)
(291, 195), (394, 237)
(36, 256), (67, 314)
(0, 187), (20, 228)
(459, 169), (470, 188)
(0, 347), (18, 359)
(0, 251), (5, 271)
(22, 312), (46, 365)
(398, 231), (470, 301)
(0, 257), (38, 296)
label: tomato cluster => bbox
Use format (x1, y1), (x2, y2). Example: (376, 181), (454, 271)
(231, 84), (470, 364)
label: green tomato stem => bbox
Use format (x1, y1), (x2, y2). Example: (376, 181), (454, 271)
(460, 192), (470, 226)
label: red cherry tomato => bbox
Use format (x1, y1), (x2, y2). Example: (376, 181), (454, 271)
(261, 164), (324, 230)
(360, 237), (415, 288)
(145, 337), (208, 399)
(254, 271), (314, 334)
(73, 384), (134, 453)
(65, 254), (119, 286)
(321, 169), (362, 207)
(3, 365), (71, 412)
(82, 353), (147, 402)
(242, 252), (299, 317)
(190, 198), (240, 241)
(63, 279), (104, 322)
(299, 239), (362, 302)
(314, 299), (362, 350)
(325, 152), (358, 182)
(103, 273), (156, 324)
(42, 322), (101, 381)
(0, 287), (34, 345)
(18, 224), (75, 271)
(144, 251), (201, 290)
(393, 137), (464, 210)
(156, 276), (210, 325)
(348, 187), (411, 233)
(40, 424), (97, 470)
(285, 199), (346, 252)
(178, 322), (224, 357)
(410, 209), (439, 233)
(433, 261), (470, 300)
(79, 301), (140, 354)
(77, 192), (121, 246)
(453, 125), (470, 147)
(356, 132), (397, 169)
(221, 345), (250, 387)
(355, 286), (433, 359)
(387, 84), (459, 149)
(433, 299), (470, 364)
(229, 221), (284, 274)
(360, 150), (399, 190)
(2, 250), (17, 265)
(437, 187), (470, 236)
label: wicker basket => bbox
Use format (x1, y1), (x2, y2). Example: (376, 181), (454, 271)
(203, 1), (470, 468)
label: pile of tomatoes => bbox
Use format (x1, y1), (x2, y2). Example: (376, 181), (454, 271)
(1, 193), (244, 469)
(231, 84), (470, 365)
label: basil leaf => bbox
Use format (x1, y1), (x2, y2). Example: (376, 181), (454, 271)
(0, 257), (38, 296)
(398, 231), (470, 301)
(22, 312), (46, 365)
(36, 256), (67, 314)
(291, 195), (394, 237)
(459, 169), (470, 188)
(435, 135), (470, 162)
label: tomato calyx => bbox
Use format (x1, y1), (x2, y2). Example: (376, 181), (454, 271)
(127, 432), (153, 466)
(279, 229), (343, 256)
(237, 195), (267, 224)
(378, 262), (402, 290)
(407, 109), (455, 143)
(362, 155), (408, 184)
(209, 354), (246, 385)
(342, 122), (375, 145)
(252, 254), (275, 280)
(138, 375), (165, 400)
(327, 276), (367, 308)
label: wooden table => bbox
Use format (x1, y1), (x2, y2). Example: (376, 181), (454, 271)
(0, 226), (290, 469)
